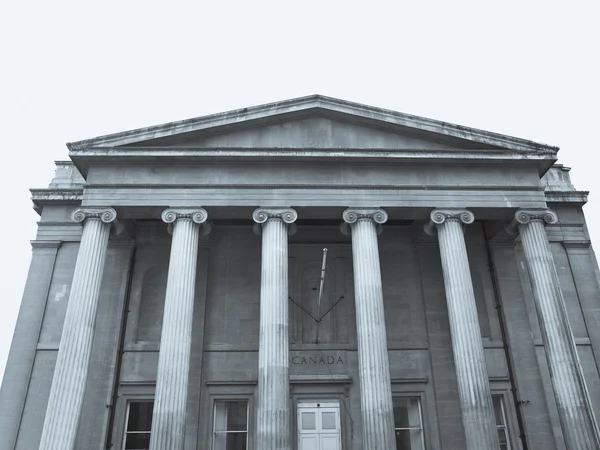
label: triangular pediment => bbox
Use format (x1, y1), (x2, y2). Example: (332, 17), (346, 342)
(125, 115), (469, 150)
(68, 95), (557, 153)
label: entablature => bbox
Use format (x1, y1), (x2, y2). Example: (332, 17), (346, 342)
(69, 146), (557, 178)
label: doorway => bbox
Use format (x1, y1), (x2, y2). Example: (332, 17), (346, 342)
(297, 401), (342, 450)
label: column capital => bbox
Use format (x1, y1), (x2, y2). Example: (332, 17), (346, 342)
(252, 208), (298, 224)
(514, 208), (558, 225)
(161, 208), (208, 224)
(430, 208), (474, 225)
(342, 208), (388, 225)
(506, 208), (558, 235)
(71, 207), (117, 224)
(424, 209), (474, 235)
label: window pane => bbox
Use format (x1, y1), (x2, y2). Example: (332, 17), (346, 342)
(125, 432), (151, 449)
(395, 429), (424, 450)
(127, 402), (154, 432)
(302, 412), (316, 430)
(226, 432), (247, 450)
(213, 432), (248, 450)
(214, 401), (248, 432)
(498, 427), (508, 445)
(321, 412), (336, 430)
(393, 398), (422, 429)
(493, 395), (505, 426)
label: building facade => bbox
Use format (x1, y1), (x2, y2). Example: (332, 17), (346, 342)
(1, 95), (600, 450)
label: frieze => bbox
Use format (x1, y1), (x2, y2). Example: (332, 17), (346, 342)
(83, 184), (547, 191)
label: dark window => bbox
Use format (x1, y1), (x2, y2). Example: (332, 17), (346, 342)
(123, 401), (153, 450)
(493, 395), (511, 450)
(393, 397), (425, 450)
(213, 400), (248, 450)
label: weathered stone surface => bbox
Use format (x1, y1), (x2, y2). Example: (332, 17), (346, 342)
(428, 209), (500, 450)
(148, 209), (208, 450)
(5, 97), (600, 450)
(516, 209), (600, 449)
(0, 241), (60, 450)
(343, 208), (396, 450)
(253, 208), (297, 450)
(38, 207), (116, 450)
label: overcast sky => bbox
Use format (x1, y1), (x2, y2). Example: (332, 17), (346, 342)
(1, 1), (599, 384)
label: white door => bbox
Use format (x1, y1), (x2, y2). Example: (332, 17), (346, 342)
(298, 401), (341, 450)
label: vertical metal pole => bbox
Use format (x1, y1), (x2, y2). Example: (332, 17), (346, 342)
(315, 248), (328, 343)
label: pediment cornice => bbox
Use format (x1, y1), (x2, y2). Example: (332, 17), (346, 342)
(67, 95), (558, 154)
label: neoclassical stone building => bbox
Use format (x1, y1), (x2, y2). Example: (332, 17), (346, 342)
(1, 95), (599, 450)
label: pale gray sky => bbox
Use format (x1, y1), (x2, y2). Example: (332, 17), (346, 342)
(1, 1), (598, 383)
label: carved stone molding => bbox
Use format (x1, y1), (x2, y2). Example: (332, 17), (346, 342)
(506, 208), (558, 235)
(161, 208), (208, 224)
(252, 208), (298, 236)
(342, 208), (388, 225)
(252, 208), (298, 224)
(430, 209), (474, 225)
(424, 208), (474, 235)
(514, 209), (558, 225)
(71, 207), (117, 224)
(161, 208), (210, 236)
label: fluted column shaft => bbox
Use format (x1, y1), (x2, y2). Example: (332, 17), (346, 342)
(39, 207), (117, 450)
(343, 208), (395, 450)
(149, 208), (208, 450)
(515, 209), (600, 449)
(253, 208), (297, 450)
(429, 209), (500, 450)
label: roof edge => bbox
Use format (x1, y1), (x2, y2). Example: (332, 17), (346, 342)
(67, 94), (559, 153)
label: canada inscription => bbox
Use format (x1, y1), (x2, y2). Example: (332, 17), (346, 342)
(291, 355), (344, 365)
(289, 350), (348, 376)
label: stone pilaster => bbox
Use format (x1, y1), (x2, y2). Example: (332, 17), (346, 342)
(427, 209), (500, 450)
(342, 208), (395, 450)
(513, 209), (600, 449)
(253, 207), (297, 450)
(149, 208), (209, 450)
(38, 207), (117, 450)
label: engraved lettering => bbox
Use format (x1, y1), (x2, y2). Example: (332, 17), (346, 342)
(290, 354), (345, 365)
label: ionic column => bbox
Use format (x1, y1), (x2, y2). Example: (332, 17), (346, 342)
(39, 207), (117, 450)
(512, 209), (600, 449)
(426, 209), (500, 450)
(149, 208), (209, 450)
(253, 207), (297, 450)
(342, 208), (395, 450)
